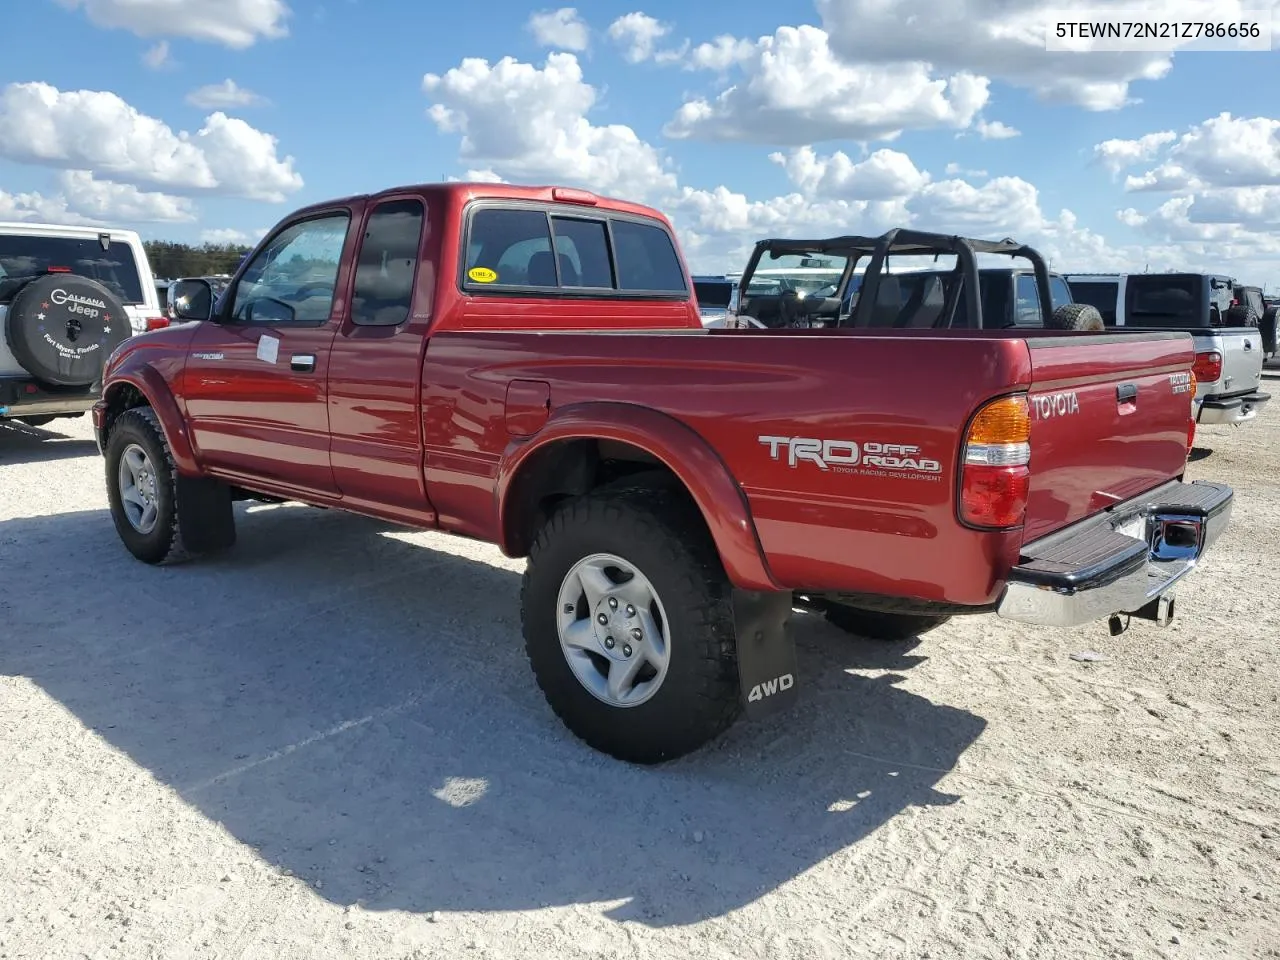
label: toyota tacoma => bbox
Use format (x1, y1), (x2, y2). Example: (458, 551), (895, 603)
(92, 184), (1233, 764)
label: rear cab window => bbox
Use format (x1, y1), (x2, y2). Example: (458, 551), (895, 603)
(461, 204), (688, 297)
(0, 234), (145, 305)
(1066, 280), (1119, 325)
(1124, 275), (1206, 328)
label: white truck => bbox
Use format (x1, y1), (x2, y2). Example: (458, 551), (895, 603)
(1, 222), (167, 427)
(1064, 272), (1269, 426)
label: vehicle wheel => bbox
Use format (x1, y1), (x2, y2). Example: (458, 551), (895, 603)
(3, 274), (131, 387)
(521, 484), (740, 764)
(823, 602), (951, 642)
(1048, 303), (1106, 332)
(104, 406), (236, 565)
(1263, 307), (1279, 357)
(15, 415), (55, 427)
(1225, 303), (1258, 328)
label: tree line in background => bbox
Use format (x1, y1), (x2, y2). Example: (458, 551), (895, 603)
(143, 241), (251, 280)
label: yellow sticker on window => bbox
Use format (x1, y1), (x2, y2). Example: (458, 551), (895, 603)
(468, 266), (498, 283)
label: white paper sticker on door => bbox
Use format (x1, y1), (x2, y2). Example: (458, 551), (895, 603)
(256, 334), (280, 364)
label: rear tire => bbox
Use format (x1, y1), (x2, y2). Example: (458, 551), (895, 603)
(823, 603), (951, 642)
(1048, 303), (1106, 332)
(521, 484), (741, 764)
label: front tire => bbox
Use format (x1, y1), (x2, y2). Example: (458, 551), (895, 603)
(104, 407), (237, 564)
(105, 407), (188, 564)
(521, 485), (741, 764)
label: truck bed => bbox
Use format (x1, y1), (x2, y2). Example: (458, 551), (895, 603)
(421, 326), (1195, 607)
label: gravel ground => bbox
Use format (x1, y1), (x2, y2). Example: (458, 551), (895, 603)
(2, 377), (1279, 960)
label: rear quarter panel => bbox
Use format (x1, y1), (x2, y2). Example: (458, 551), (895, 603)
(421, 328), (1035, 605)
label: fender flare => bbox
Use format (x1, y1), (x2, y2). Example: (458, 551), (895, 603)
(99, 365), (200, 476)
(495, 401), (779, 592)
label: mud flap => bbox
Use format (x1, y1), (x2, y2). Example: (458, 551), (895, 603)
(732, 588), (799, 720)
(175, 474), (237, 554)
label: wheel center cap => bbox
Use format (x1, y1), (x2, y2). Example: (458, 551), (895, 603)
(594, 597), (639, 658)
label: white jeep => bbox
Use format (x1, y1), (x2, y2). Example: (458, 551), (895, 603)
(0, 222), (166, 428)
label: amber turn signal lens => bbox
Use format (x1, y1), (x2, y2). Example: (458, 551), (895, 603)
(966, 395), (1030, 445)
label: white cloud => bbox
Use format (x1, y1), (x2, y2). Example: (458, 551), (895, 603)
(976, 119), (1020, 140)
(810, 0), (1266, 111)
(56, 170), (195, 222)
(186, 79), (267, 110)
(142, 40), (172, 69)
(663, 26), (989, 145)
(769, 146), (930, 200)
(528, 8), (589, 51)
(1094, 131), (1177, 173)
(607, 12), (675, 63)
(0, 172), (193, 226)
(55, 0), (289, 48)
(0, 82), (302, 202)
(418, 48), (1279, 280)
(423, 53), (676, 200)
(685, 35), (756, 72)
(0, 187), (98, 226)
(1123, 162), (1200, 193)
(201, 227), (268, 245)
(1166, 112), (1280, 187)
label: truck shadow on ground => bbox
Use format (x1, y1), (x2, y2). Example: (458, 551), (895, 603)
(2, 505), (986, 928)
(0, 419), (98, 465)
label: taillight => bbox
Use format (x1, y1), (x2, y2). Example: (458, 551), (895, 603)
(960, 394), (1031, 529)
(144, 315), (170, 331)
(1192, 350), (1222, 383)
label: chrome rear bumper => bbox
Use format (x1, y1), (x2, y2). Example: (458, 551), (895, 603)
(1196, 390), (1270, 425)
(997, 479), (1233, 629)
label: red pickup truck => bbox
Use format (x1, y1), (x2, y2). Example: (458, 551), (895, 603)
(91, 183), (1234, 764)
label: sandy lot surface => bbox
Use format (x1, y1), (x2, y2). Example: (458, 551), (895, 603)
(2, 378), (1279, 960)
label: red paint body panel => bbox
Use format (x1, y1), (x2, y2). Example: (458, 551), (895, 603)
(1022, 336), (1196, 541)
(96, 182), (1198, 609)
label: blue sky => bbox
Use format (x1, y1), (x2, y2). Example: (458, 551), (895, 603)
(2, 0), (1279, 280)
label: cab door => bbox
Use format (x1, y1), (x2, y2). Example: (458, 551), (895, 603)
(183, 209), (357, 498)
(326, 196), (437, 525)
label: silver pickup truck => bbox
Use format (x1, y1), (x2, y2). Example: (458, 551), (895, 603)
(1065, 272), (1269, 426)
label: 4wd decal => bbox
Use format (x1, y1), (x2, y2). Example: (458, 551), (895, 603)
(747, 673), (794, 702)
(758, 435), (943, 481)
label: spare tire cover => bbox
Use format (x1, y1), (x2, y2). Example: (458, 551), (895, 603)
(4, 274), (131, 386)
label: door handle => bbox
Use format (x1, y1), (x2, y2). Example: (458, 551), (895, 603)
(1117, 383), (1137, 403)
(290, 354), (316, 372)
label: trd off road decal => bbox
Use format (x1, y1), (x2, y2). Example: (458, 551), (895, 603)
(758, 435), (943, 482)
(1169, 372), (1193, 395)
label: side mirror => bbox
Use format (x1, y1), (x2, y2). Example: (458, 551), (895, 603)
(169, 279), (214, 322)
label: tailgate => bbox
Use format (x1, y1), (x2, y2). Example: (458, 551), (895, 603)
(1021, 333), (1195, 542)
(1214, 329), (1264, 398)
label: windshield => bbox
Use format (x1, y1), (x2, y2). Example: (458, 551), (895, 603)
(0, 234), (145, 305)
(746, 254), (848, 296)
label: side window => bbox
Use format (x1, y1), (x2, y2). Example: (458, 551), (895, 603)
(1014, 274), (1042, 327)
(551, 216), (614, 288)
(351, 199), (424, 327)
(231, 213), (349, 324)
(611, 219), (686, 292)
(1049, 276), (1072, 311)
(465, 209), (552, 287)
